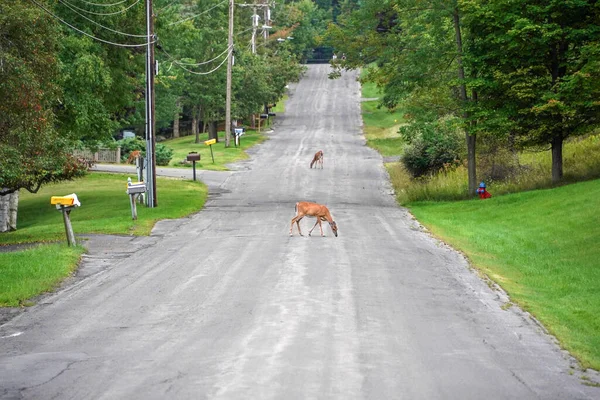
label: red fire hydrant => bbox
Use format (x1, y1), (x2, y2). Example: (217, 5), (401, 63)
(477, 181), (492, 199)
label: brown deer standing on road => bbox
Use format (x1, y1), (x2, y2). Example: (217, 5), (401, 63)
(290, 201), (338, 237)
(310, 150), (324, 169)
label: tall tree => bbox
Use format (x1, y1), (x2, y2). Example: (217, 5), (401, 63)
(327, 0), (479, 192)
(0, 0), (86, 231)
(462, 0), (600, 182)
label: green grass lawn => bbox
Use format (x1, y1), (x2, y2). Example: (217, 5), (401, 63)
(360, 79), (405, 157)
(408, 179), (600, 370)
(163, 129), (266, 170)
(0, 173), (208, 245)
(0, 244), (84, 307)
(0, 172), (207, 306)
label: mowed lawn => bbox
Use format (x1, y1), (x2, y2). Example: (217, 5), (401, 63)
(0, 172), (208, 306)
(408, 179), (600, 370)
(0, 173), (208, 245)
(165, 129), (266, 170)
(360, 80), (405, 157)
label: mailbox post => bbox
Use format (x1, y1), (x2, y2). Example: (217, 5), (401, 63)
(186, 152), (201, 181)
(50, 194), (81, 246)
(204, 139), (216, 163)
(127, 178), (146, 220)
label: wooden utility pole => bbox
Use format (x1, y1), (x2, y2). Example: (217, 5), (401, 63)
(145, 0), (157, 206)
(225, 0), (234, 147)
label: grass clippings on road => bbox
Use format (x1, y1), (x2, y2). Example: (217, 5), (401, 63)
(408, 179), (600, 370)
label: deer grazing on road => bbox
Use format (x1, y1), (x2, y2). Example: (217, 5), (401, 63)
(310, 150), (324, 169)
(290, 201), (338, 237)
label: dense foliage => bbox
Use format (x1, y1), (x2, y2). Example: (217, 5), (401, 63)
(0, 0), (87, 195)
(326, 0), (600, 188)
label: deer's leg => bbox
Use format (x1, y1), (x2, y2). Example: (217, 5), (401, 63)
(308, 219), (320, 236)
(291, 216), (304, 236)
(290, 217), (298, 236)
(319, 219), (325, 236)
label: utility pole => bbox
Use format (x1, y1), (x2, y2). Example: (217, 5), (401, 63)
(145, 0), (157, 207)
(251, 8), (258, 54)
(263, 1), (270, 43)
(225, 0), (234, 147)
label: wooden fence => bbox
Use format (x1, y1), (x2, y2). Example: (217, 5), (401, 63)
(72, 147), (121, 164)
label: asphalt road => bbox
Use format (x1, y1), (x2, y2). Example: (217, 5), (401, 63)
(1, 65), (599, 399)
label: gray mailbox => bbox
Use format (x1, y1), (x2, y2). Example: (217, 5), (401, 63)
(126, 178), (146, 220)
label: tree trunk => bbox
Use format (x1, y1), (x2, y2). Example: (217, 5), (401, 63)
(173, 98), (181, 138)
(192, 111), (199, 143)
(551, 135), (564, 183)
(0, 191), (18, 232)
(453, 7), (477, 195)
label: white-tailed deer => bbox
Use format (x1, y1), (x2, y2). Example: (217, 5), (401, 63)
(290, 201), (338, 237)
(127, 150), (142, 164)
(310, 150), (324, 169)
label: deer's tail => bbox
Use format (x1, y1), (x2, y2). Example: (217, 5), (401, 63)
(295, 202), (298, 215)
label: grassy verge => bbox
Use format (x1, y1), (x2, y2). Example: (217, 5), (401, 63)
(0, 244), (84, 307)
(0, 172), (207, 307)
(164, 129), (267, 171)
(360, 80), (406, 157)
(0, 173), (208, 245)
(408, 179), (600, 370)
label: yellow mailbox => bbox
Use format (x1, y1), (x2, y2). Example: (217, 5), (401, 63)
(204, 138), (216, 163)
(50, 193), (80, 246)
(51, 193), (81, 208)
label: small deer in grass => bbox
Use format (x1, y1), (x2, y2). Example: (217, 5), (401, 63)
(310, 150), (324, 169)
(290, 201), (338, 237)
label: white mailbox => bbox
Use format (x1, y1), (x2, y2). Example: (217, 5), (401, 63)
(127, 182), (146, 195)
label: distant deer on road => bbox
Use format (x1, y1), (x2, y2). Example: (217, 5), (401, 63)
(310, 150), (324, 169)
(290, 201), (338, 237)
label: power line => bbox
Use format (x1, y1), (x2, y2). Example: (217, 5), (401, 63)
(170, 45), (231, 66)
(58, 0), (148, 37)
(166, 0), (227, 26)
(59, 0), (141, 16)
(29, 0), (155, 47)
(73, 0), (130, 7)
(159, 46), (231, 75)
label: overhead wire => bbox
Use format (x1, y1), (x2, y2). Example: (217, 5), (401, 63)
(29, 0), (155, 47)
(58, 0), (141, 16)
(166, 45), (231, 66)
(72, 0), (130, 7)
(58, 0), (148, 38)
(159, 46), (231, 75)
(167, 0), (227, 26)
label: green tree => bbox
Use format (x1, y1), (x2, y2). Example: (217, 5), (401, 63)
(462, 0), (600, 182)
(0, 0), (87, 231)
(327, 0), (479, 191)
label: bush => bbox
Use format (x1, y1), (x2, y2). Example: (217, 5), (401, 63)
(155, 144), (173, 166)
(400, 120), (465, 177)
(118, 137), (145, 162)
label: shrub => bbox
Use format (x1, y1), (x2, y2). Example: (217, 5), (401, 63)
(155, 144), (173, 166)
(400, 119), (464, 177)
(118, 137), (145, 162)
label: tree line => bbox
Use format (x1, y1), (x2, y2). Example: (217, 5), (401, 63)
(1, 0), (334, 231)
(327, 0), (600, 193)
